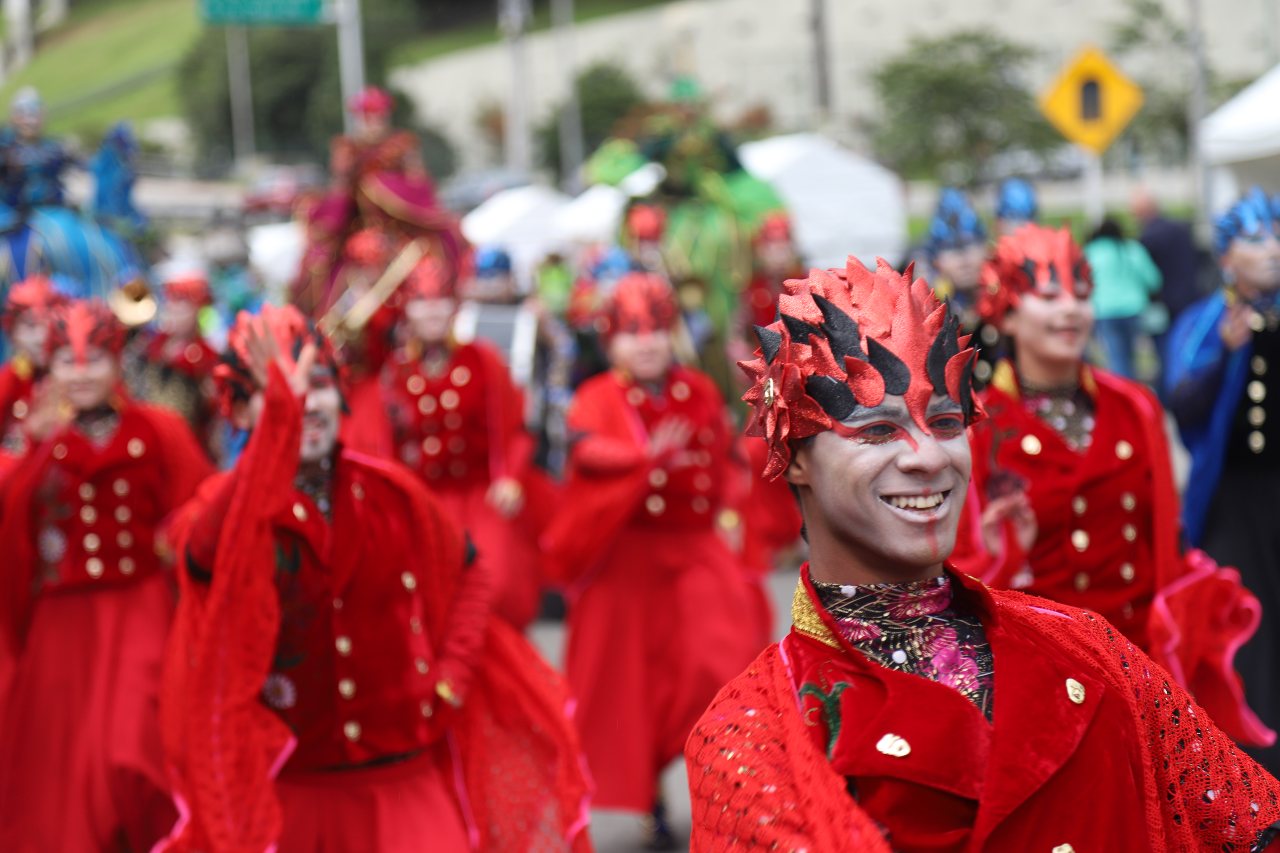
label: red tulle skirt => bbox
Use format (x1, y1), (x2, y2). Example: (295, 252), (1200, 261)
(566, 524), (760, 811)
(0, 572), (176, 852)
(434, 483), (543, 630)
(276, 743), (470, 852)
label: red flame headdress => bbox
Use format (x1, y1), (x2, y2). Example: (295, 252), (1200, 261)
(4, 275), (64, 331)
(740, 257), (985, 479)
(978, 224), (1092, 325)
(603, 271), (679, 337)
(625, 204), (667, 243)
(755, 211), (792, 244)
(403, 256), (455, 301)
(214, 304), (343, 417)
(162, 273), (213, 307)
(46, 299), (126, 364)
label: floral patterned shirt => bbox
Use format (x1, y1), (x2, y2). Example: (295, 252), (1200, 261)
(813, 574), (995, 720)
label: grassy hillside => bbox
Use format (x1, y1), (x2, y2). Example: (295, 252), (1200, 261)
(0, 0), (199, 139)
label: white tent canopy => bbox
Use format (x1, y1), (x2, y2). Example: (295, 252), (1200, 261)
(461, 184), (573, 291)
(738, 133), (908, 269)
(1202, 63), (1280, 201)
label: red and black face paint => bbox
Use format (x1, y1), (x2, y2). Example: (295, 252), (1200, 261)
(740, 257), (984, 479)
(978, 224), (1093, 326)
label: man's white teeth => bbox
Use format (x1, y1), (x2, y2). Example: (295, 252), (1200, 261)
(887, 493), (944, 510)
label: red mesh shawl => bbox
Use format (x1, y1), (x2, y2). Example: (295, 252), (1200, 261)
(159, 367), (590, 852)
(687, 589), (1280, 852)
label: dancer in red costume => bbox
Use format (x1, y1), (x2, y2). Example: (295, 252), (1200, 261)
(125, 270), (220, 455)
(950, 223), (1273, 748)
(158, 305), (588, 853)
(0, 275), (62, 463)
(545, 270), (758, 847)
(376, 258), (549, 629)
(687, 257), (1280, 851)
(293, 86), (466, 317)
(0, 299), (211, 852)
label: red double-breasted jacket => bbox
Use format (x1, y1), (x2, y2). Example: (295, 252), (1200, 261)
(162, 366), (591, 853)
(952, 360), (1273, 747)
(382, 342), (530, 492)
(543, 365), (736, 580)
(0, 357), (36, 463)
(687, 567), (1280, 852)
(0, 400), (211, 648)
(953, 362), (1160, 641)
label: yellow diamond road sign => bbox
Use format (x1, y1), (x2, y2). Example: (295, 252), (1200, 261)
(1039, 46), (1144, 155)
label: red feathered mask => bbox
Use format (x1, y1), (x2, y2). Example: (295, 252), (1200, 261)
(46, 300), (126, 364)
(740, 257), (985, 479)
(979, 223), (1092, 326)
(4, 275), (64, 331)
(214, 304), (344, 417)
(603, 271), (678, 337)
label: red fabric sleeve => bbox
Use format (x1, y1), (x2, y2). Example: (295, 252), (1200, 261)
(158, 364), (302, 853)
(949, 424), (1026, 586)
(0, 438), (56, 652)
(431, 541), (495, 709)
(686, 644), (892, 852)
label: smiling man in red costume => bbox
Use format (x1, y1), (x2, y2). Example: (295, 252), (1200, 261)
(158, 305), (588, 853)
(686, 257), (1280, 852)
(0, 299), (211, 852)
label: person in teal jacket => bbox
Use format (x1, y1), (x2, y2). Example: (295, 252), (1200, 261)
(1085, 217), (1162, 379)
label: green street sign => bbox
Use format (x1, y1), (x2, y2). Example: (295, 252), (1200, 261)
(200, 0), (328, 25)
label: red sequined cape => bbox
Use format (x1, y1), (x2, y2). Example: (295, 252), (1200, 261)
(687, 570), (1280, 852)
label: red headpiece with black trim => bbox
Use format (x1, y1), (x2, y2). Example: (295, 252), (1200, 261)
(46, 299), (127, 364)
(162, 273), (213, 307)
(4, 275), (64, 331)
(403, 256), (455, 301)
(603, 271), (679, 337)
(214, 304), (344, 417)
(740, 257), (985, 479)
(348, 86), (393, 117)
(978, 223), (1092, 326)
(625, 204), (667, 243)
(755, 211), (792, 244)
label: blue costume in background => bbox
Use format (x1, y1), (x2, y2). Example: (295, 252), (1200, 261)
(89, 123), (146, 235)
(1165, 186), (1280, 774)
(995, 177), (1038, 226)
(927, 188), (1001, 385)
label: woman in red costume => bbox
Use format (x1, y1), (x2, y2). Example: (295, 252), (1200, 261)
(544, 270), (758, 847)
(0, 299), (211, 852)
(374, 258), (549, 629)
(158, 305), (588, 853)
(687, 257), (1280, 851)
(293, 86), (466, 317)
(0, 275), (63, 463)
(950, 223), (1273, 748)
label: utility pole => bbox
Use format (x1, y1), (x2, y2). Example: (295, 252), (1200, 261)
(225, 25), (256, 169)
(499, 0), (533, 175)
(1186, 0), (1211, 228)
(335, 0), (367, 134)
(809, 0), (832, 126)
(552, 0), (584, 192)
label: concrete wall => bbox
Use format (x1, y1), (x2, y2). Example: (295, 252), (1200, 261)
(391, 0), (1280, 174)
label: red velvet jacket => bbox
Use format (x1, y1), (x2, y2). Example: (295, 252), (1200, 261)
(0, 401), (211, 651)
(953, 361), (1273, 747)
(687, 567), (1280, 852)
(0, 358), (36, 463)
(160, 366), (590, 853)
(382, 342), (532, 491)
(543, 365), (734, 583)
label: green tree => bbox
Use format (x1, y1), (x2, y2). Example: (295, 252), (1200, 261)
(177, 0), (429, 167)
(869, 30), (1059, 185)
(536, 62), (648, 179)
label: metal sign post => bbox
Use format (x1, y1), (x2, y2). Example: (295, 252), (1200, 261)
(225, 26), (256, 168)
(335, 0), (366, 134)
